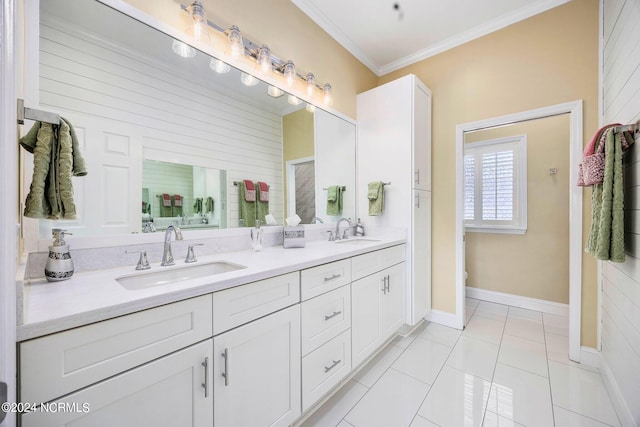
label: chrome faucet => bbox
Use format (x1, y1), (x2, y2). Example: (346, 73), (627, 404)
(311, 217), (324, 224)
(335, 218), (353, 240)
(161, 225), (183, 266)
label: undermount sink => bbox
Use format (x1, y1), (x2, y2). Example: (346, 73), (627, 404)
(334, 238), (381, 245)
(116, 261), (246, 290)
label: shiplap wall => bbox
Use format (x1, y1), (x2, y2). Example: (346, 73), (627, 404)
(601, 0), (640, 423)
(37, 18), (283, 235)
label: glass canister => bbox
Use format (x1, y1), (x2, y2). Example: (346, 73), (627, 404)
(250, 220), (263, 251)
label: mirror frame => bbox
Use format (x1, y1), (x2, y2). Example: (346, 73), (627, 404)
(22, 0), (358, 252)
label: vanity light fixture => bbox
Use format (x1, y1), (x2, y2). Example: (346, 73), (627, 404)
(306, 103), (316, 113)
(210, 58), (230, 73)
(178, 1), (333, 106)
(241, 72), (259, 87)
(283, 60), (296, 87)
(227, 25), (244, 59)
(257, 45), (272, 74)
(267, 85), (284, 98)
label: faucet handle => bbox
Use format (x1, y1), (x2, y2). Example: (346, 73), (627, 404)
(125, 250), (151, 270)
(326, 230), (335, 242)
(185, 243), (204, 263)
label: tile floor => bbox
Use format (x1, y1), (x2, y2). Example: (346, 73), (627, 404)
(301, 298), (621, 427)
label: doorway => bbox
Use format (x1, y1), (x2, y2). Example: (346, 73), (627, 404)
(455, 101), (584, 362)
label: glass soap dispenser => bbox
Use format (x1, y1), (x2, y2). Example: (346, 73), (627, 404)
(44, 228), (74, 282)
(251, 220), (263, 252)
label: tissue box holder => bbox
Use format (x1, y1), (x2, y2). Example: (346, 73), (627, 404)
(283, 226), (305, 248)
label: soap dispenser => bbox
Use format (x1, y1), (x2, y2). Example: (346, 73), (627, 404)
(355, 218), (365, 237)
(250, 220), (263, 252)
(45, 228), (74, 282)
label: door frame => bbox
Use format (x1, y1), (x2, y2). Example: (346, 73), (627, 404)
(455, 100), (583, 362)
(1, 0), (18, 425)
(285, 156), (314, 218)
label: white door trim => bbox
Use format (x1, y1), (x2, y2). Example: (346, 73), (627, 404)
(455, 100), (583, 362)
(1, 0), (18, 425)
(285, 156), (315, 218)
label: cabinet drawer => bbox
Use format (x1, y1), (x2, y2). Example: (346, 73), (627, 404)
(351, 244), (405, 281)
(301, 285), (351, 355)
(20, 294), (213, 404)
(213, 272), (300, 335)
(302, 329), (351, 411)
(301, 259), (351, 300)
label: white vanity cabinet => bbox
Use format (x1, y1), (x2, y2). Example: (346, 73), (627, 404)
(357, 74), (432, 326)
(351, 246), (406, 367)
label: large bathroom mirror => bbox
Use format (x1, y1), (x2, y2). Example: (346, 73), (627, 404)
(27, 0), (356, 242)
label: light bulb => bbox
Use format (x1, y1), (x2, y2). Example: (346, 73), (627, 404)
(241, 72), (259, 87)
(257, 45), (271, 74)
(210, 58), (230, 74)
(306, 103), (316, 113)
(185, 1), (209, 43)
(172, 39), (196, 58)
(323, 83), (333, 106)
(228, 25), (243, 59)
(287, 95), (301, 106)
(284, 60), (296, 87)
(267, 86), (283, 98)
(306, 72), (316, 97)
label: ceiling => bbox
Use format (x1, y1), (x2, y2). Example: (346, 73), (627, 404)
(291, 0), (571, 76)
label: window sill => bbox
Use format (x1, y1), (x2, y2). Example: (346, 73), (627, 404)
(465, 227), (526, 235)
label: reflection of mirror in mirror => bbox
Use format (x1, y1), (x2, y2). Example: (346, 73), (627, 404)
(141, 160), (226, 231)
(29, 0), (357, 242)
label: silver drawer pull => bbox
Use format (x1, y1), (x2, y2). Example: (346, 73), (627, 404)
(324, 310), (342, 321)
(323, 273), (341, 282)
(202, 357), (209, 398)
(324, 359), (341, 373)
(221, 348), (229, 386)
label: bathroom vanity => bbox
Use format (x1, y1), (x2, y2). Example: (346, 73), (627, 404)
(18, 236), (406, 426)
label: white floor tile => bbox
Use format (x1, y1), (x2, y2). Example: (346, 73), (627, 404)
(418, 365), (491, 427)
(466, 298), (480, 309)
(548, 361), (620, 426)
(463, 316), (505, 344)
(482, 410), (525, 426)
(345, 369), (430, 427)
(392, 337), (451, 384)
(446, 335), (499, 381)
(553, 405), (614, 426)
(300, 380), (368, 427)
(393, 333), (419, 349)
(498, 334), (548, 377)
(508, 307), (542, 322)
(410, 415), (440, 427)
(503, 317), (544, 343)
(337, 421), (355, 427)
(487, 363), (554, 426)
(352, 344), (404, 388)
(420, 322), (462, 348)
(542, 313), (569, 337)
(474, 301), (509, 322)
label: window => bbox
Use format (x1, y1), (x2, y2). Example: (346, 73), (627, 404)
(464, 135), (527, 234)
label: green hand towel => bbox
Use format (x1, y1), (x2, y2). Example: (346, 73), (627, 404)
(368, 181), (384, 216)
(23, 123), (54, 218)
(586, 129), (627, 262)
(61, 117), (88, 177)
(56, 119), (77, 219)
(326, 185), (343, 216)
(239, 181), (256, 227)
(206, 197), (214, 213)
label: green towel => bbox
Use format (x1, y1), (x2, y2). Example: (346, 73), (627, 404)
(206, 197), (214, 213)
(239, 182), (256, 227)
(586, 129), (627, 262)
(23, 122), (54, 218)
(368, 181), (384, 216)
(326, 185), (343, 216)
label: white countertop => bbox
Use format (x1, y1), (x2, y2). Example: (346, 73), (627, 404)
(18, 235), (405, 341)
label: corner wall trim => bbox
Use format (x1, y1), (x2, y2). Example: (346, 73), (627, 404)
(466, 287), (569, 316)
(426, 309), (463, 330)
(579, 346), (600, 368)
(600, 355), (637, 427)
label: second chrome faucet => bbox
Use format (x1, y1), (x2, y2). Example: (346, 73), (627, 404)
(161, 225), (183, 266)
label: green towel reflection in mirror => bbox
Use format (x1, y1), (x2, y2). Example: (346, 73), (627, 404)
(368, 181), (384, 216)
(326, 185), (343, 216)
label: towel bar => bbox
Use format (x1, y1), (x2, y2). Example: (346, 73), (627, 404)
(17, 99), (60, 125)
(323, 186), (346, 191)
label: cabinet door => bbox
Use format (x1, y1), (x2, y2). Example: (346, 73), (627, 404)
(411, 190), (431, 324)
(213, 305), (301, 427)
(21, 340), (213, 427)
(413, 82), (431, 191)
(351, 273), (383, 367)
(381, 263), (405, 341)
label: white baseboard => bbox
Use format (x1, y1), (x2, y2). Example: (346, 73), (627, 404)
(426, 309), (463, 330)
(579, 346), (600, 368)
(466, 287), (569, 316)
(600, 355), (637, 427)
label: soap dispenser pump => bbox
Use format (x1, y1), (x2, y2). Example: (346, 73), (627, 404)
(45, 228), (74, 282)
(355, 218), (365, 237)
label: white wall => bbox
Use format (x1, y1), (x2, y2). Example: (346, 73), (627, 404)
(600, 0), (640, 423)
(32, 16), (283, 239)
